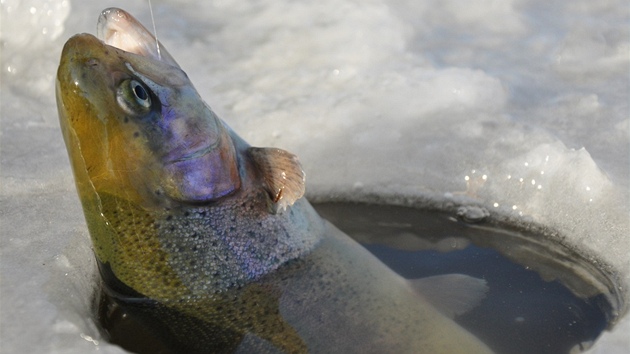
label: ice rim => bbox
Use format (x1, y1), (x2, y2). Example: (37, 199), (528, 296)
(308, 192), (626, 327)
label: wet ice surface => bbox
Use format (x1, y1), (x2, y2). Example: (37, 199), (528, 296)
(0, 0), (628, 353)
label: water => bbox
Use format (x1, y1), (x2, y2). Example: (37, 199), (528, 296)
(315, 202), (616, 354)
(96, 202), (617, 354)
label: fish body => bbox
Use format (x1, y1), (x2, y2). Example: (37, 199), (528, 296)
(56, 8), (493, 354)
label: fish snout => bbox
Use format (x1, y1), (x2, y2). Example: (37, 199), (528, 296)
(60, 33), (106, 62)
(58, 34), (112, 87)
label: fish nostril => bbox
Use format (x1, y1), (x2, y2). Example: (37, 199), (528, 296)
(87, 59), (99, 67)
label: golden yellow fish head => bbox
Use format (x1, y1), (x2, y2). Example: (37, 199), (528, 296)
(56, 28), (240, 210)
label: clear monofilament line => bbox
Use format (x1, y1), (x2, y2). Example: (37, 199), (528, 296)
(148, 0), (161, 60)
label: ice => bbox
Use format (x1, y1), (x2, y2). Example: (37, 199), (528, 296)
(1, 0), (628, 353)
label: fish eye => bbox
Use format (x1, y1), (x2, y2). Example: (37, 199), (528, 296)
(117, 79), (152, 115)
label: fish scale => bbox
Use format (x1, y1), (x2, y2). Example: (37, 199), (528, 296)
(155, 196), (321, 294)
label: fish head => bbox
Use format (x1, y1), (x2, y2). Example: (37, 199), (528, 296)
(56, 10), (240, 209)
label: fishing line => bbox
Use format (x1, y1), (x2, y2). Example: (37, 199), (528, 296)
(148, 0), (161, 60)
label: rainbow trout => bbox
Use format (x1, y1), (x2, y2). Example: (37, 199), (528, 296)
(56, 8), (494, 354)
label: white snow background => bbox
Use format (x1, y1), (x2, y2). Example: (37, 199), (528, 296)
(1, 0), (628, 353)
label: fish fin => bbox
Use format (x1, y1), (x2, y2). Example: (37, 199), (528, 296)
(248, 147), (306, 214)
(409, 274), (488, 318)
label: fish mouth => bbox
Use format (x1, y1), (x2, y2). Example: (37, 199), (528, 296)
(97, 7), (180, 68)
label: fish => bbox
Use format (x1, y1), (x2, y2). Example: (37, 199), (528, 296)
(56, 7), (494, 354)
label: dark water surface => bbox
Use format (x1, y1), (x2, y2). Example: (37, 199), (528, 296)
(98, 202), (617, 354)
(315, 202), (616, 354)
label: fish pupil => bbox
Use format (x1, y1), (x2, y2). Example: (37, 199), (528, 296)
(133, 83), (148, 101)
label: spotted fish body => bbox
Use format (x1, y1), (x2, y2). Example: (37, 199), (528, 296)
(56, 8), (494, 354)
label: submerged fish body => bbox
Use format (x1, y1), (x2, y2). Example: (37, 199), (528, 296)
(56, 8), (494, 354)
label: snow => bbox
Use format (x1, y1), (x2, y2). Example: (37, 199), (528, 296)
(1, 0), (628, 353)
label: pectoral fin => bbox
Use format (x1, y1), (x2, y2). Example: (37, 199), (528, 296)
(409, 274), (489, 318)
(248, 147), (306, 214)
